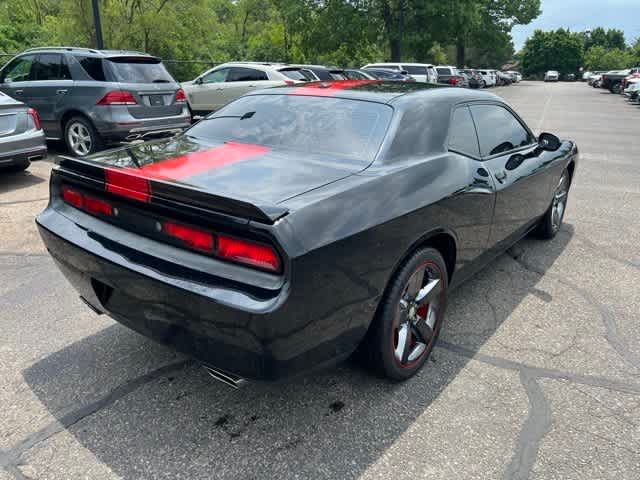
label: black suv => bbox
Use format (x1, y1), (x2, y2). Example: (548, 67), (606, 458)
(0, 47), (190, 156)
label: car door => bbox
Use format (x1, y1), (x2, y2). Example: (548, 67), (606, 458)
(189, 67), (230, 112)
(470, 103), (557, 251)
(0, 55), (36, 103)
(222, 67), (271, 104)
(28, 53), (74, 136)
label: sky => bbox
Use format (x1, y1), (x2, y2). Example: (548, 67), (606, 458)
(511, 0), (640, 51)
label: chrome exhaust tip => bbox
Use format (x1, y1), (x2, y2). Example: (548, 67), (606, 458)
(202, 365), (247, 389)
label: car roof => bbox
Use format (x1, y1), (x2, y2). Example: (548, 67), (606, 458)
(22, 47), (154, 58)
(247, 80), (502, 107)
(363, 62), (434, 67)
(212, 62), (287, 72)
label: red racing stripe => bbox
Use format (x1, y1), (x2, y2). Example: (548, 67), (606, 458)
(291, 79), (380, 97)
(105, 141), (271, 202)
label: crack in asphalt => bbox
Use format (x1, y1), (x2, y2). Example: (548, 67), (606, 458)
(503, 372), (553, 480)
(0, 360), (191, 473)
(506, 248), (640, 371)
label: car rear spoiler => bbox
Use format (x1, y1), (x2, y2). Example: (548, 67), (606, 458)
(55, 155), (289, 225)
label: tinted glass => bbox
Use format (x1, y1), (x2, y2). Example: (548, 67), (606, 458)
(329, 71), (347, 80)
(448, 107), (479, 157)
(107, 57), (174, 83)
(32, 54), (71, 80)
(227, 67), (268, 82)
(76, 56), (106, 81)
(187, 95), (392, 162)
(1, 56), (34, 83)
(367, 69), (404, 80)
(202, 68), (228, 83)
(403, 65), (427, 75)
(279, 69), (309, 81)
(436, 67), (451, 75)
(470, 105), (533, 157)
(343, 70), (369, 80)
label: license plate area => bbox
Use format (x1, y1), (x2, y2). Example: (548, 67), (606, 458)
(147, 95), (166, 106)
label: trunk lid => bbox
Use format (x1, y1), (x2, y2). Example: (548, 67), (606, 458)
(0, 94), (23, 137)
(78, 135), (365, 212)
(105, 56), (182, 119)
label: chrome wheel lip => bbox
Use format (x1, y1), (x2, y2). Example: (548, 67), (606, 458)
(392, 262), (444, 369)
(68, 122), (92, 156)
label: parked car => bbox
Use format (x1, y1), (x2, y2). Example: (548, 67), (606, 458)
(601, 68), (640, 93)
(0, 47), (191, 157)
(435, 66), (466, 86)
(496, 71), (513, 86)
(623, 79), (640, 101)
(362, 63), (437, 83)
(459, 69), (483, 88)
(285, 64), (347, 82)
(37, 82), (577, 383)
(342, 69), (377, 80)
(564, 73), (576, 82)
(581, 71), (592, 81)
(361, 68), (415, 82)
(589, 73), (603, 87)
(476, 69), (497, 87)
(182, 62), (306, 116)
(544, 70), (560, 82)
(622, 71), (640, 89)
(0, 92), (47, 171)
(506, 71), (522, 82)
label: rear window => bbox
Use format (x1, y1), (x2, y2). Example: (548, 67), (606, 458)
(280, 69), (313, 81)
(186, 95), (392, 162)
(436, 67), (452, 75)
(107, 57), (174, 84)
(403, 65), (427, 75)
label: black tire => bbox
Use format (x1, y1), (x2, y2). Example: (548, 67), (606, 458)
(5, 159), (29, 172)
(361, 247), (448, 381)
(64, 115), (103, 157)
(480, 80), (486, 88)
(534, 169), (571, 239)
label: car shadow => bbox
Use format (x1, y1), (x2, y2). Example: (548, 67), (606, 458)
(21, 224), (574, 478)
(0, 169), (45, 194)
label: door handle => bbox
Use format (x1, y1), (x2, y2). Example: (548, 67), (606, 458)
(495, 171), (507, 183)
(14, 89), (23, 95)
(56, 89), (68, 95)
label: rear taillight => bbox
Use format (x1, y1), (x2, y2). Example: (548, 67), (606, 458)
(61, 186), (113, 217)
(28, 108), (42, 130)
(97, 91), (137, 106)
(284, 80), (295, 86)
(218, 235), (280, 272)
(175, 88), (187, 103)
(163, 221), (214, 254)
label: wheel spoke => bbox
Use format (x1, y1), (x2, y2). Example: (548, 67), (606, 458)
(405, 268), (425, 299)
(394, 323), (412, 364)
(414, 278), (440, 307)
(411, 317), (433, 345)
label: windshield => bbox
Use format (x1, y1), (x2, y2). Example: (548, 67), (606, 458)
(107, 57), (175, 84)
(186, 95), (393, 162)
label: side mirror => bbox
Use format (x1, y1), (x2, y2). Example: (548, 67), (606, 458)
(195, 77), (203, 85)
(538, 132), (561, 151)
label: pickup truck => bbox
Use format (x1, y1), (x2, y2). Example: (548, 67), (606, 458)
(601, 68), (640, 93)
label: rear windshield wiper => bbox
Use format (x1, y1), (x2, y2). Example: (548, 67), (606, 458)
(152, 79), (170, 83)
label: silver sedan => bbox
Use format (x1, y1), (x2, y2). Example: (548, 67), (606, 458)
(0, 91), (47, 172)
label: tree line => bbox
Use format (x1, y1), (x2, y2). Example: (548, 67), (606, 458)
(0, 0), (540, 81)
(521, 27), (640, 77)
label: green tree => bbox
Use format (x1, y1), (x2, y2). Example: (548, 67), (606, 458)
(584, 27), (626, 51)
(521, 28), (583, 77)
(584, 46), (633, 71)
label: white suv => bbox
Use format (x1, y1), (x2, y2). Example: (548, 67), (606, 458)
(362, 63), (438, 83)
(182, 62), (300, 115)
(544, 70), (560, 82)
(476, 69), (497, 87)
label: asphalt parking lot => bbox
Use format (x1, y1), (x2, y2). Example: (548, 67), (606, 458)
(1, 81), (639, 480)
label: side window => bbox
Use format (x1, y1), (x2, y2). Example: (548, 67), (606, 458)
(402, 65), (427, 76)
(470, 104), (534, 157)
(32, 54), (71, 81)
(202, 68), (229, 84)
(448, 106), (480, 158)
(226, 67), (268, 82)
(75, 56), (106, 81)
(1, 55), (35, 83)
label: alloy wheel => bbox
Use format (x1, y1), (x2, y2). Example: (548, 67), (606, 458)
(67, 122), (92, 156)
(551, 172), (569, 231)
(392, 262), (444, 368)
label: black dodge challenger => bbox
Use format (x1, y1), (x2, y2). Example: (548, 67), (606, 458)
(37, 80), (577, 384)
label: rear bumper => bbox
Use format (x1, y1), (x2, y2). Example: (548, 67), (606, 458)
(0, 135), (47, 168)
(90, 106), (191, 143)
(36, 207), (370, 381)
